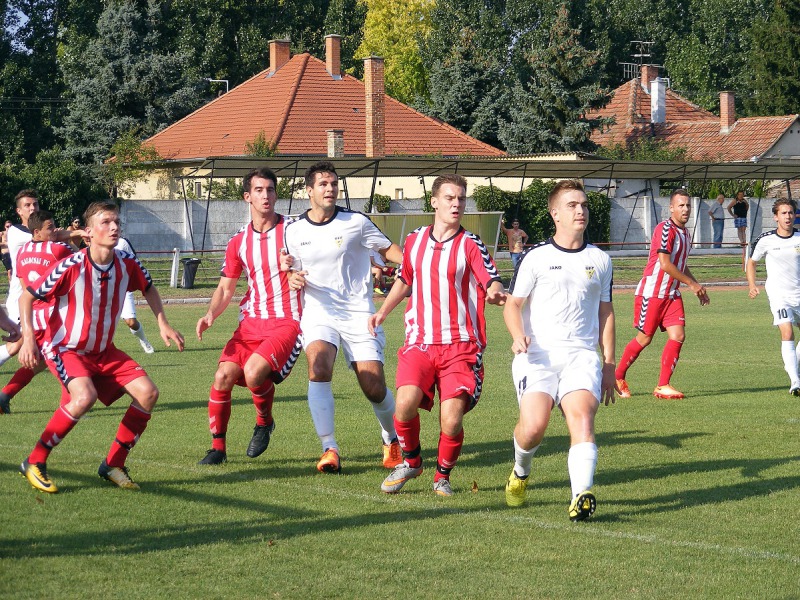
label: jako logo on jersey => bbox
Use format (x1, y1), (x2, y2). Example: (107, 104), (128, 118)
(550, 265), (561, 270)
(585, 267), (595, 279)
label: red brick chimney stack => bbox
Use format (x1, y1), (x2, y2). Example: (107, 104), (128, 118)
(364, 56), (385, 158)
(720, 91), (736, 133)
(325, 34), (342, 80)
(640, 64), (655, 91)
(269, 39), (291, 75)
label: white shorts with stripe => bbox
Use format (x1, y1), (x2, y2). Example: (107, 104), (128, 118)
(512, 347), (601, 406)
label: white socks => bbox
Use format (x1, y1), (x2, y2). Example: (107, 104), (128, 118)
(781, 340), (799, 386)
(371, 388), (397, 444)
(0, 344), (10, 367)
(308, 381), (337, 452)
(568, 442), (598, 498)
(130, 324), (150, 344)
(512, 435), (539, 478)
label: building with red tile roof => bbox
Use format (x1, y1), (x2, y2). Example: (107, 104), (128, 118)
(145, 36), (504, 161)
(589, 65), (800, 162)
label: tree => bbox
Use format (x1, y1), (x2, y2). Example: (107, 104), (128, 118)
(58, 0), (202, 164)
(745, 0), (800, 115)
(497, 3), (611, 153)
(100, 127), (161, 199)
(323, 0), (367, 77)
(356, 0), (434, 104)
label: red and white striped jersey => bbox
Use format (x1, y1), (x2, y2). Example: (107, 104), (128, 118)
(15, 240), (73, 331)
(30, 248), (152, 354)
(635, 219), (692, 299)
(221, 216), (301, 322)
(399, 226), (501, 347)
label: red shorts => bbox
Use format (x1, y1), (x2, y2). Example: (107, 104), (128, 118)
(45, 345), (147, 407)
(395, 341), (484, 412)
(219, 317), (302, 384)
(634, 295), (686, 335)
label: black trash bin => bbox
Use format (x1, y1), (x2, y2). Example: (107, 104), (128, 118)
(180, 258), (202, 289)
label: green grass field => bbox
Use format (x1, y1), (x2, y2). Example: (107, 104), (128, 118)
(1, 288), (798, 599)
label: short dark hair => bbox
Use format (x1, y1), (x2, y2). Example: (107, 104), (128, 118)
(431, 174), (467, 198)
(772, 198), (797, 215)
(304, 161), (338, 188)
(15, 189), (38, 207)
(547, 179), (585, 209)
(242, 167), (278, 195)
(28, 210), (54, 233)
(71, 216), (81, 224)
(670, 188), (691, 202)
(84, 201), (119, 225)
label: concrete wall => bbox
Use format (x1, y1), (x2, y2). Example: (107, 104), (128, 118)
(121, 195), (775, 253)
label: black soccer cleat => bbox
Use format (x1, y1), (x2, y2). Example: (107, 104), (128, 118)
(198, 449), (227, 465)
(246, 420), (275, 458)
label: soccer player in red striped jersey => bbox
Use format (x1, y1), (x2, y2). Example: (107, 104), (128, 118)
(0, 210), (73, 414)
(615, 188), (710, 400)
(369, 174), (506, 496)
(17, 201), (184, 493)
(196, 167), (302, 465)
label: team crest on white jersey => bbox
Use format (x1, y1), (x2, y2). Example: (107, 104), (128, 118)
(334, 236), (343, 248)
(585, 267), (595, 279)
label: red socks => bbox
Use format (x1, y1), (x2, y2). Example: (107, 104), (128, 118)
(616, 338), (645, 380)
(659, 339), (683, 386)
(435, 429), (464, 482)
(249, 381), (275, 427)
(208, 387), (232, 451)
(394, 414), (421, 467)
(28, 406), (79, 465)
(2, 368), (35, 398)
(106, 405), (152, 468)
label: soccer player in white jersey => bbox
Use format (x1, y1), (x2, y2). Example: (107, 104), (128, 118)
(0, 189), (83, 367)
(17, 201), (184, 493)
(369, 174), (506, 496)
(284, 161), (404, 474)
(196, 167), (302, 465)
(503, 180), (615, 520)
(746, 198), (800, 395)
(615, 188), (709, 400)
(115, 235), (155, 354)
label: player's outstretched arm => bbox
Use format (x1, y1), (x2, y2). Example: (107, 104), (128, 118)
(0, 306), (20, 343)
(144, 285), (185, 351)
(598, 301), (616, 406)
(17, 290), (39, 369)
(368, 278), (411, 336)
(486, 280), (507, 306)
(503, 295), (530, 354)
(197, 276), (237, 340)
(745, 258), (760, 299)
(378, 242), (403, 266)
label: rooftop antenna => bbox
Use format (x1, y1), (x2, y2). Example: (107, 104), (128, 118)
(619, 41), (661, 81)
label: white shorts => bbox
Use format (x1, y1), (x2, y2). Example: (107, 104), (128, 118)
(512, 348), (601, 406)
(301, 309), (385, 365)
(120, 291), (137, 321)
(769, 299), (800, 326)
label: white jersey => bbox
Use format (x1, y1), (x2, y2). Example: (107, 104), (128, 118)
(508, 238), (613, 352)
(284, 207), (392, 317)
(750, 229), (800, 306)
(6, 223), (32, 322)
(115, 236), (135, 255)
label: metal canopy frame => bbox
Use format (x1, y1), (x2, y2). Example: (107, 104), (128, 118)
(169, 155), (800, 183)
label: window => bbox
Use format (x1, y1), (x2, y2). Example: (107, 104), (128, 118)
(395, 188), (404, 200)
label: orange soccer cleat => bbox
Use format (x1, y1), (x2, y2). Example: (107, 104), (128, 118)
(382, 439), (403, 469)
(317, 447), (341, 474)
(653, 384), (685, 400)
(616, 379), (631, 398)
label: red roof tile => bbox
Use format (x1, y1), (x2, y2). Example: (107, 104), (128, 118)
(589, 78), (798, 161)
(147, 54), (504, 160)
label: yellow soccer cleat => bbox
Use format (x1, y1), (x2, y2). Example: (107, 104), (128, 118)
(19, 460), (58, 493)
(98, 460), (140, 490)
(568, 490), (597, 521)
(505, 469), (528, 507)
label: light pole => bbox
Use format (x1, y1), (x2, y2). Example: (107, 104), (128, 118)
(204, 78), (229, 94)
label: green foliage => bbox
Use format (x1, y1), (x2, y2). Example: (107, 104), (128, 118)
(422, 190), (433, 212)
(497, 3), (611, 153)
(364, 192), (391, 213)
(745, 0), (800, 115)
(323, 0), (367, 77)
(101, 127), (162, 199)
(474, 179), (611, 244)
(244, 131), (279, 157)
(596, 138), (688, 162)
(356, 0), (433, 105)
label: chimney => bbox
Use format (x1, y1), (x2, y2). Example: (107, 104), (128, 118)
(325, 34), (342, 80)
(364, 56), (385, 158)
(720, 91), (736, 133)
(327, 129), (344, 158)
(640, 64), (656, 91)
(268, 39), (290, 75)
(651, 78), (666, 124)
